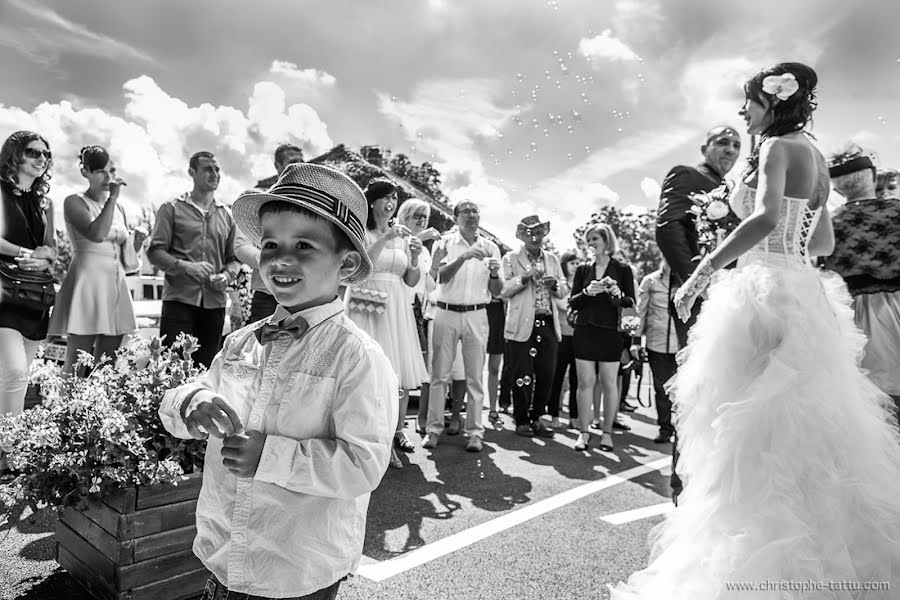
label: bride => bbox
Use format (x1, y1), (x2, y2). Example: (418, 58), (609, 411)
(610, 62), (900, 598)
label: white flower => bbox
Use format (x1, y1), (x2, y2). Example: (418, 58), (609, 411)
(761, 73), (799, 101)
(706, 200), (730, 221)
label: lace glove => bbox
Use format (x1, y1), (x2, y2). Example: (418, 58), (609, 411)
(674, 255), (714, 322)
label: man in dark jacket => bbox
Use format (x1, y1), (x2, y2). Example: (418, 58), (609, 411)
(655, 125), (741, 505)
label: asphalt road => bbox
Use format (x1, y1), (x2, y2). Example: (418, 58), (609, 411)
(1, 384), (674, 600)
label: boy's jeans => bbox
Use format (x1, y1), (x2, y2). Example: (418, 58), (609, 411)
(201, 574), (344, 600)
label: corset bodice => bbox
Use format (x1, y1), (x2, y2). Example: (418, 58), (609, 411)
(729, 183), (821, 269)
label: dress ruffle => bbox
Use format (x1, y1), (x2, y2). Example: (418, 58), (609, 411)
(610, 264), (900, 599)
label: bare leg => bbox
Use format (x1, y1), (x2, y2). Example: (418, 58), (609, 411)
(575, 359), (597, 436)
(396, 388), (410, 433)
(598, 362), (620, 449)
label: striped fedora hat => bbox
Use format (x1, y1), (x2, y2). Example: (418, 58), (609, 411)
(232, 163), (372, 285)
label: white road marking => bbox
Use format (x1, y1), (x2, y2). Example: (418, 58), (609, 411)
(356, 456), (670, 581)
(601, 501), (673, 525)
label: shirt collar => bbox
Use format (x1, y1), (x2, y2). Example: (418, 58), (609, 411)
(177, 192), (225, 210)
(451, 229), (481, 246)
(267, 297), (344, 330)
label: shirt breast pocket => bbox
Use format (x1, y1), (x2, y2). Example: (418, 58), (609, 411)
(276, 372), (335, 439)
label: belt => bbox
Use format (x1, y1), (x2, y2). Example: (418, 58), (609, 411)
(436, 301), (488, 312)
(202, 576), (227, 600)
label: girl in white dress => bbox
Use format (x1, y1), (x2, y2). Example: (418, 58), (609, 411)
(610, 62), (900, 599)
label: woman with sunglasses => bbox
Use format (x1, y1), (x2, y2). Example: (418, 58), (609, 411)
(0, 131), (57, 477)
(48, 145), (137, 374)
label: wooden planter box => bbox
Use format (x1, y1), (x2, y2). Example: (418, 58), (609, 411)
(55, 472), (207, 600)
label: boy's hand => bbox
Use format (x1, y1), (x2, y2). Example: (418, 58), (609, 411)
(221, 431), (267, 478)
(182, 391), (244, 439)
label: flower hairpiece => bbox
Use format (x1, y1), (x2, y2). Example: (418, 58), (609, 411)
(761, 72), (799, 101)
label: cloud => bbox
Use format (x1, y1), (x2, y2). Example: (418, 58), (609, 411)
(0, 0), (157, 67)
(578, 30), (642, 63)
(0, 76), (333, 222)
(269, 61), (337, 88)
(640, 177), (661, 201)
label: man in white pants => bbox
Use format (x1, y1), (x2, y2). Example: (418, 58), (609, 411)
(423, 200), (502, 452)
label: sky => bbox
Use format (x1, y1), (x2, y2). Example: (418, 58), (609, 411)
(1, 0), (899, 248)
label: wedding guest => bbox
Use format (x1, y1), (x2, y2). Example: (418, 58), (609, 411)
(423, 200), (502, 452)
(631, 260), (680, 443)
(549, 251), (580, 429)
(876, 168), (900, 200)
(345, 179), (427, 468)
(569, 223), (635, 453)
(500, 215), (567, 439)
(48, 146), (138, 374)
(395, 198), (444, 434)
(0, 131), (57, 475)
(234, 143), (305, 323)
(825, 144), (900, 414)
(160, 162), (397, 600)
(147, 151), (241, 368)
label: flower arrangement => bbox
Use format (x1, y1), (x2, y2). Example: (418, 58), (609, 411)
(0, 335), (206, 524)
(688, 182), (742, 254)
(619, 315), (641, 336)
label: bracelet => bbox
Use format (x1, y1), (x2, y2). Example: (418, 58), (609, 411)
(17, 247), (32, 259)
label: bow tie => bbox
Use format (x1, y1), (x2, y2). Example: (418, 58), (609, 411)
(254, 317), (309, 344)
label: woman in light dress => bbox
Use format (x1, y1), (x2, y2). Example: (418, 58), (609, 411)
(610, 62), (900, 599)
(345, 180), (428, 468)
(49, 146), (138, 374)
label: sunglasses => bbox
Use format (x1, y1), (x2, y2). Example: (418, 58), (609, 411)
(24, 148), (52, 160)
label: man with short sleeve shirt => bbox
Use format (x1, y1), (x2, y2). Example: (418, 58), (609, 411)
(148, 151), (241, 368)
(423, 200), (502, 453)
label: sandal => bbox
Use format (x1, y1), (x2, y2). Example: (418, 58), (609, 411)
(599, 433), (614, 452)
(488, 410), (501, 425)
(394, 432), (415, 453)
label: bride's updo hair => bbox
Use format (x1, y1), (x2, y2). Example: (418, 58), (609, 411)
(744, 62), (818, 138)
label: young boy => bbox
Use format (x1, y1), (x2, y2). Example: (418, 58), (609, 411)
(159, 163), (398, 600)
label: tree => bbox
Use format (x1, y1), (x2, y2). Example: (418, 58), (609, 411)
(389, 153), (413, 179)
(573, 206), (661, 279)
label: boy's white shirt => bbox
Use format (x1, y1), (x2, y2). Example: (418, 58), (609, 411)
(159, 297), (398, 598)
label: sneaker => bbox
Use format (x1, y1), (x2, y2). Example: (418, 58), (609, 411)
(532, 421), (555, 439)
(466, 436), (483, 452)
(550, 417), (562, 429)
(422, 433), (439, 449)
(653, 432), (674, 444)
(394, 432), (415, 453)
(574, 432), (590, 451)
(447, 417), (461, 436)
(515, 424), (534, 437)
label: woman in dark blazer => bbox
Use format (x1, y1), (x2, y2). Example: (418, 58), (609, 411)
(569, 223), (635, 453)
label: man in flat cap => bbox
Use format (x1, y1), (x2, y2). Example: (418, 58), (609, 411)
(654, 125), (741, 504)
(825, 143), (900, 417)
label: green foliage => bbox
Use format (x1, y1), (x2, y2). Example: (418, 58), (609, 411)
(0, 335), (206, 523)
